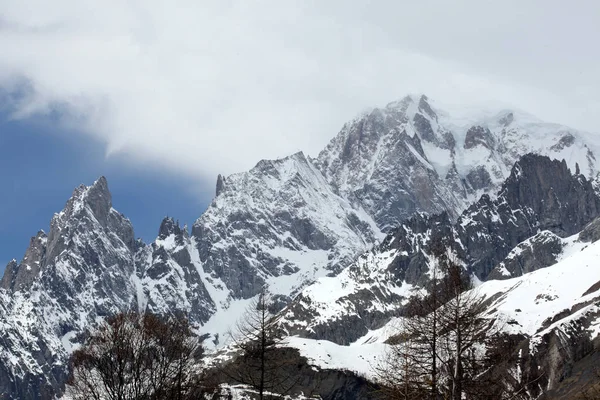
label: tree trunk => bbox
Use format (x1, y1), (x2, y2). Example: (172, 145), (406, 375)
(432, 308), (437, 400)
(260, 305), (266, 400)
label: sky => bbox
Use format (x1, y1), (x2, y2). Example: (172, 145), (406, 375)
(0, 1), (599, 267)
(0, 115), (212, 268)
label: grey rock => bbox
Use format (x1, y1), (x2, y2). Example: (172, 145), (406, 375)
(0, 180), (216, 399)
(578, 216), (600, 243)
(192, 151), (379, 299)
(141, 217), (216, 324)
(0, 259), (18, 290)
(488, 231), (564, 280)
(0, 230), (47, 292)
(413, 113), (436, 143)
(466, 165), (493, 191)
(215, 174), (226, 197)
(464, 125), (495, 150)
(418, 94), (437, 120)
(315, 95), (466, 231)
(499, 112), (514, 126)
(550, 133), (576, 151)
(285, 154), (600, 344)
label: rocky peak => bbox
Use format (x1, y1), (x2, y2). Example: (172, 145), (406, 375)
(85, 176), (111, 223)
(418, 94), (437, 121)
(45, 177), (134, 261)
(0, 177), (144, 399)
(464, 125), (495, 149)
(192, 148), (381, 300)
(458, 154), (600, 277)
(158, 216), (185, 240)
(250, 152), (309, 181)
(500, 154), (600, 236)
(0, 259), (19, 290)
(58, 176), (111, 225)
(314, 94), (467, 230)
(384, 94), (416, 114)
(1, 231), (47, 292)
(498, 112), (514, 126)
(215, 174), (226, 197)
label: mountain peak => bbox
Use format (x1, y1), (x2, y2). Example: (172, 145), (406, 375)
(418, 94), (437, 120)
(0, 260), (18, 290)
(58, 176), (112, 226)
(215, 174), (226, 197)
(384, 93), (422, 111)
(158, 216), (185, 239)
(90, 175), (109, 194)
(85, 176), (112, 220)
(499, 154), (600, 237)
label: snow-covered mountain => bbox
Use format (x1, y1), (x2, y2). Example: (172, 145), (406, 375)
(0, 178), (138, 398)
(279, 211), (600, 397)
(281, 154), (600, 344)
(191, 151), (382, 301)
(316, 95), (599, 230)
(280, 232), (600, 398)
(2, 95), (600, 398)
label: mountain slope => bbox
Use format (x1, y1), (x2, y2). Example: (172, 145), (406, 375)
(0, 153), (384, 398)
(191, 151), (382, 302)
(281, 234), (600, 398)
(0, 179), (219, 399)
(282, 154), (600, 344)
(0, 178), (139, 398)
(316, 95), (600, 230)
(2, 95), (600, 398)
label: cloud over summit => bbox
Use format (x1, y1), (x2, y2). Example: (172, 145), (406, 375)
(1, 1), (599, 179)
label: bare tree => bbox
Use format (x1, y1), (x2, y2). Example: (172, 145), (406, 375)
(374, 263), (447, 400)
(376, 241), (529, 400)
(436, 249), (536, 399)
(373, 332), (430, 399)
(66, 311), (205, 400)
(437, 261), (490, 399)
(225, 289), (308, 399)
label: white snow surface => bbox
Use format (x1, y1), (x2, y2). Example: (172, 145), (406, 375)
(478, 239), (600, 338)
(285, 237), (600, 379)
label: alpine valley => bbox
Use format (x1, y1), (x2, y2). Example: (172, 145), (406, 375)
(2, 95), (600, 399)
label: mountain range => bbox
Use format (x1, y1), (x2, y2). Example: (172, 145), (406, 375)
(2, 94), (600, 399)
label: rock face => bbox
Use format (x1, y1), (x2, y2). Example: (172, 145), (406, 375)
(2, 95), (600, 398)
(315, 95), (599, 231)
(0, 178), (138, 399)
(0, 231), (46, 292)
(487, 231), (564, 280)
(579, 216), (600, 243)
(191, 152), (381, 301)
(0, 179), (217, 399)
(315, 96), (464, 231)
(473, 242), (600, 398)
(283, 154), (600, 344)
(458, 155), (600, 279)
(137, 217), (216, 325)
(464, 125), (495, 150)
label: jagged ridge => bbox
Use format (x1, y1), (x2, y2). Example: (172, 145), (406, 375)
(282, 154), (600, 344)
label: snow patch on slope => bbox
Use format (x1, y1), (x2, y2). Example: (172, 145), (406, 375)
(479, 239), (600, 337)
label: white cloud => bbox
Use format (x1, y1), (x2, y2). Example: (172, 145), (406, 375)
(0, 0), (599, 179)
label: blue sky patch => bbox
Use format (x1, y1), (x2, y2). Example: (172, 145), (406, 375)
(0, 116), (213, 273)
